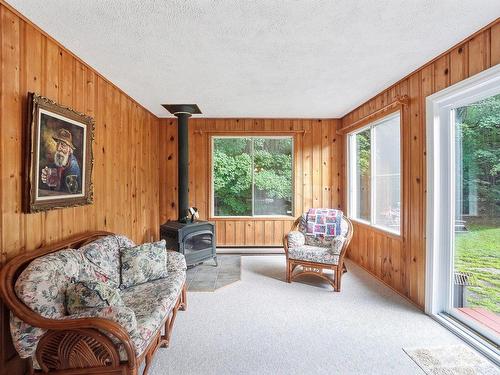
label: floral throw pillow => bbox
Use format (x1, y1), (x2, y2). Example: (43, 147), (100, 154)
(66, 280), (123, 315)
(120, 240), (168, 289)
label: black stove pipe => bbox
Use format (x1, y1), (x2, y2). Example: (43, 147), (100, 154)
(161, 104), (202, 223)
(177, 112), (190, 221)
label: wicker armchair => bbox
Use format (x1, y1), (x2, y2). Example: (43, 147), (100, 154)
(283, 212), (353, 291)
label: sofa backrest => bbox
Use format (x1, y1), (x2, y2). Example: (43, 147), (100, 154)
(10, 233), (135, 359)
(15, 249), (82, 319)
(14, 234), (136, 319)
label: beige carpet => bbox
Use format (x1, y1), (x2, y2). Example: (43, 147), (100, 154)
(147, 256), (490, 374)
(404, 346), (499, 374)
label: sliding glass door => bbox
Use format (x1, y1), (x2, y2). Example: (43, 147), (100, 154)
(450, 94), (499, 343)
(426, 65), (500, 361)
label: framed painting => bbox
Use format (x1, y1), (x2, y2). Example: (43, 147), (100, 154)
(25, 93), (94, 213)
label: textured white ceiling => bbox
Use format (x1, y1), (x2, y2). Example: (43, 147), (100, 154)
(6, 1), (500, 118)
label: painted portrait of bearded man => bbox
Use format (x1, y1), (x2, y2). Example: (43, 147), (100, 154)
(25, 93), (93, 213)
(37, 114), (85, 197)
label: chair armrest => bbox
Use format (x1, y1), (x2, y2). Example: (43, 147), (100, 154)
(287, 231), (305, 248)
(167, 250), (187, 272)
(330, 235), (346, 255)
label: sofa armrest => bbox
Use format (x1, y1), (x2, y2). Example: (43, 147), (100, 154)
(9, 311), (137, 364)
(167, 250), (187, 272)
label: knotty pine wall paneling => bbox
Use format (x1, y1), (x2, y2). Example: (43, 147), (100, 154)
(159, 118), (342, 246)
(339, 19), (500, 308)
(0, 3), (160, 373)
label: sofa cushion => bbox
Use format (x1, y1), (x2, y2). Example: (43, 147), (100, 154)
(288, 245), (340, 265)
(120, 270), (186, 343)
(78, 235), (135, 287)
(167, 250), (187, 273)
(66, 280), (124, 314)
(12, 249), (83, 358)
(15, 249), (81, 319)
(67, 305), (138, 333)
(120, 240), (168, 289)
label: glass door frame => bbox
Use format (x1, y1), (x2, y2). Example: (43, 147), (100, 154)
(426, 64), (500, 363)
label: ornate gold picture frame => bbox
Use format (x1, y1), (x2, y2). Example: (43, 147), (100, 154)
(25, 93), (94, 213)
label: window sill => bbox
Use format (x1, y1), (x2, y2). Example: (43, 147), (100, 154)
(209, 216), (295, 221)
(348, 218), (402, 239)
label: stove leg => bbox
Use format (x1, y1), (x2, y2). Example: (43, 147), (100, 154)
(213, 256), (218, 267)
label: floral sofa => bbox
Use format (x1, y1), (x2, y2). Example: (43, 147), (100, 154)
(0, 231), (187, 375)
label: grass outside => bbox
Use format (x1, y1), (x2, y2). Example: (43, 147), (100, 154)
(455, 219), (500, 314)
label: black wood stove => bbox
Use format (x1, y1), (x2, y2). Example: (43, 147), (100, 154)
(159, 104), (217, 267)
(160, 220), (216, 267)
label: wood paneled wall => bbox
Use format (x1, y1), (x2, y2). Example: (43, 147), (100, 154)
(159, 118), (342, 246)
(340, 20), (500, 308)
(0, 3), (160, 373)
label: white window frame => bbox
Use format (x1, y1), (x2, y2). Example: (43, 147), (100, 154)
(347, 111), (402, 235)
(210, 135), (294, 218)
(426, 64), (500, 365)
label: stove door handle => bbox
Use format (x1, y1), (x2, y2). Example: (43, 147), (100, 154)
(183, 230), (213, 242)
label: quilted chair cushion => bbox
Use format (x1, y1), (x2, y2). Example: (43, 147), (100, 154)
(288, 245), (340, 265)
(120, 270), (186, 345)
(120, 240), (168, 289)
(66, 280), (124, 314)
(78, 235), (136, 287)
(299, 214), (349, 247)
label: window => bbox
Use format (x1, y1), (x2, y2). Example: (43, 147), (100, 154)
(212, 136), (293, 217)
(426, 65), (499, 361)
(348, 112), (401, 234)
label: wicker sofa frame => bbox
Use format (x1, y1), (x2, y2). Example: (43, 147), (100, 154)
(283, 215), (353, 291)
(0, 231), (187, 375)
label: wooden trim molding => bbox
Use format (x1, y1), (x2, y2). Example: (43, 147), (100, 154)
(338, 95), (409, 134)
(194, 129), (308, 135)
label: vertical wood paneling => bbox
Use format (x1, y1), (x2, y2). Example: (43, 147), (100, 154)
(1, 7), (22, 261)
(340, 22), (498, 308)
(159, 118), (342, 246)
(0, 5), (160, 371)
(491, 22), (500, 65)
(468, 30), (491, 76)
(23, 23), (43, 252)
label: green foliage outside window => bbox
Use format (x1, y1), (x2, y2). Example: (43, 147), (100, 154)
(454, 94), (499, 313)
(456, 93), (500, 218)
(213, 137), (293, 216)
